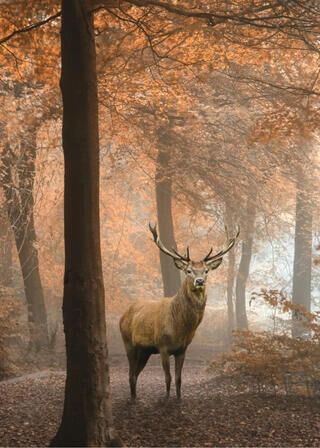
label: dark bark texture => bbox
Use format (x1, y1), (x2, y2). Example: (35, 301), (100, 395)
(51, 1), (120, 446)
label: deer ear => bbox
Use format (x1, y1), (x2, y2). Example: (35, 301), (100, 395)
(174, 259), (187, 271)
(206, 258), (223, 271)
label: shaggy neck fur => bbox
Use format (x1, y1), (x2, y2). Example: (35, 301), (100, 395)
(171, 277), (207, 334)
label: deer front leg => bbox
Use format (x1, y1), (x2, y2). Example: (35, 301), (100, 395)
(160, 349), (171, 398)
(174, 352), (185, 399)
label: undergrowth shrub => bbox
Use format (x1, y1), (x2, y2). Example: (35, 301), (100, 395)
(209, 290), (320, 396)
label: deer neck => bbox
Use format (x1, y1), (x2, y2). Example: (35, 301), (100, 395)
(183, 277), (207, 310)
(171, 278), (207, 326)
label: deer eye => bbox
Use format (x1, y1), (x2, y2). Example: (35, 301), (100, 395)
(204, 268), (209, 274)
(186, 268), (192, 274)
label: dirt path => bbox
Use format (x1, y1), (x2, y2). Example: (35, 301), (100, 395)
(0, 355), (319, 447)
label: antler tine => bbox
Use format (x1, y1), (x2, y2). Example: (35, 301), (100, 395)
(224, 224), (229, 242)
(149, 222), (189, 262)
(172, 247), (190, 262)
(203, 225), (240, 263)
(203, 247), (213, 262)
(149, 222), (159, 243)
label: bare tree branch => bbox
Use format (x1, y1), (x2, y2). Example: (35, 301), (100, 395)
(124, 0), (320, 32)
(0, 11), (61, 46)
(0, 1), (319, 47)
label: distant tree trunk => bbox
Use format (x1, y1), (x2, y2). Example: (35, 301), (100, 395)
(0, 123), (13, 289)
(155, 129), (181, 297)
(2, 127), (49, 351)
(51, 1), (120, 446)
(292, 166), (313, 338)
(225, 205), (236, 344)
(235, 240), (251, 330)
(0, 200), (13, 374)
(0, 202), (13, 288)
(235, 193), (256, 330)
(226, 247), (236, 341)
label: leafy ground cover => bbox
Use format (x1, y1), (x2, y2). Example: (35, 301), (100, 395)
(0, 353), (319, 447)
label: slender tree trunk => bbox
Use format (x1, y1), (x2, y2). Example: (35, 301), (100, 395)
(235, 193), (256, 330)
(0, 201), (13, 373)
(0, 202), (13, 288)
(225, 205), (235, 344)
(235, 240), (251, 330)
(51, 2), (120, 446)
(155, 130), (180, 297)
(292, 166), (313, 338)
(0, 121), (13, 289)
(2, 128), (49, 351)
(226, 242), (235, 339)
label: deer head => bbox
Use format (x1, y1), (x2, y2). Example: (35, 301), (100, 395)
(149, 222), (240, 290)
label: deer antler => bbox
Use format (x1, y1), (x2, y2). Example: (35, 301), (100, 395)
(149, 222), (190, 263)
(203, 225), (240, 263)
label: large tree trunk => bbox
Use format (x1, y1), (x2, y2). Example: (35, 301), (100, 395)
(292, 166), (313, 338)
(235, 194), (256, 330)
(51, 1), (120, 446)
(155, 129), (181, 297)
(2, 127), (49, 351)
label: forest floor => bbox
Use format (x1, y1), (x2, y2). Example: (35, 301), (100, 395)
(0, 349), (320, 447)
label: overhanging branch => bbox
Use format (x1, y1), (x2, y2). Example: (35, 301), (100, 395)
(125, 0), (228, 26)
(0, 11), (61, 46)
(1, 1), (319, 46)
(124, 0), (320, 32)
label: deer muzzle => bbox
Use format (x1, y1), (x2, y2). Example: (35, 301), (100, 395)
(194, 277), (205, 288)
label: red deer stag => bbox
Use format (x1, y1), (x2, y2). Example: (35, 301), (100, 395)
(120, 223), (240, 399)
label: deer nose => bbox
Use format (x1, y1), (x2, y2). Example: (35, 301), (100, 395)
(195, 278), (204, 287)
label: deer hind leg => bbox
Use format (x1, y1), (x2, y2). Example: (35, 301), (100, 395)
(160, 349), (171, 398)
(174, 352), (185, 399)
(127, 347), (150, 399)
(127, 348), (138, 399)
